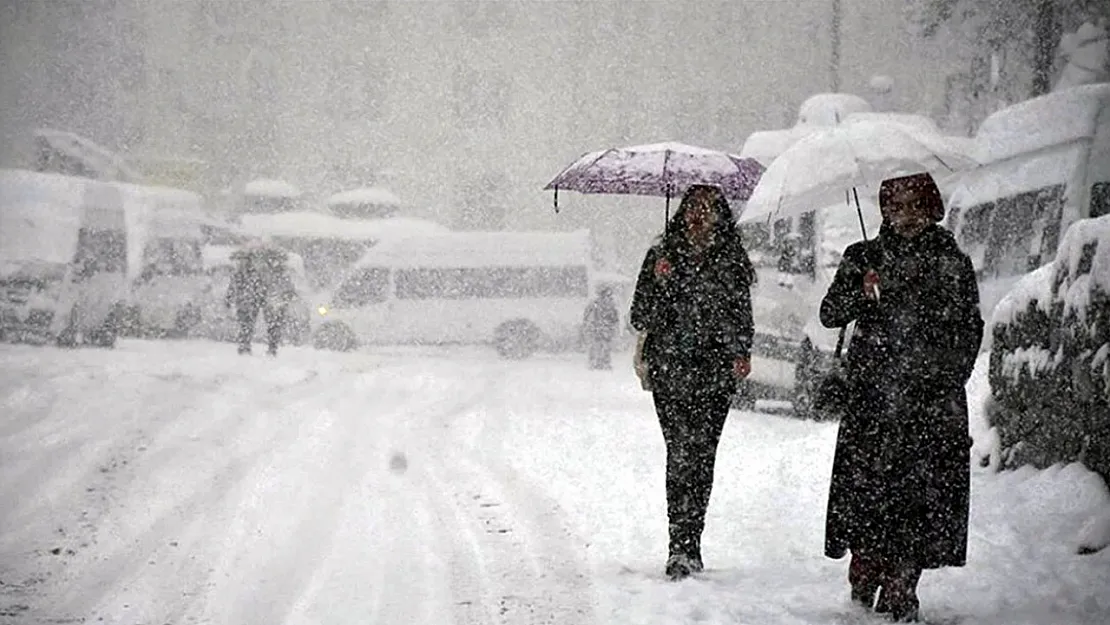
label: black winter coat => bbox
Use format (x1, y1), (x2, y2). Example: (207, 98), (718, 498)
(630, 233), (754, 392)
(821, 224), (983, 568)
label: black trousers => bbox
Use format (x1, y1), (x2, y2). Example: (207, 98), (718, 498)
(652, 375), (732, 560)
(236, 303), (285, 353)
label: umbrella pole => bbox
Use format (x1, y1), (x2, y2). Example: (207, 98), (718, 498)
(553, 185), (559, 214)
(665, 187), (671, 234)
(852, 187), (869, 241)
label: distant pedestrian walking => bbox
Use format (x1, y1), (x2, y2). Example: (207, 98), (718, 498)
(582, 286), (619, 369)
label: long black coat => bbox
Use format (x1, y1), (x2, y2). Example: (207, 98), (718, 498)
(630, 233), (754, 392)
(821, 224), (983, 569)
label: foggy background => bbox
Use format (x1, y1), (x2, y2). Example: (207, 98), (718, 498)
(0, 0), (972, 271)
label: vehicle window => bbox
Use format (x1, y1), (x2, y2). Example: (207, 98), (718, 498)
(982, 185), (1064, 278)
(395, 266), (590, 300)
(73, 228), (126, 280)
(1091, 182), (1110, 218)
(293, 238), (370, 291)
(141, 238), (203, 278)
(956, 202), (992, 271)
(334, 267), (390, 307)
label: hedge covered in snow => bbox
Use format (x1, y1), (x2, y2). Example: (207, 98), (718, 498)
(987, 214), (1110, 483)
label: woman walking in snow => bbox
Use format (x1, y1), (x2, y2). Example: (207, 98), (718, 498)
(630, 184), (755, 580)
(820, 173), (984, 622)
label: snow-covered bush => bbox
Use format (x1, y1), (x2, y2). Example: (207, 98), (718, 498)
(988, 214), (1110, 483)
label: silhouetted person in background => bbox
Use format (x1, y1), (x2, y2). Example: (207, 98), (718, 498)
(583, 286), (619, 369)
(226, 244), (296, 356)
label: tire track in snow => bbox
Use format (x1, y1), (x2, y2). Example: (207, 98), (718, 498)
(40, 375), (336, 622)
(385, 369), (597, 625)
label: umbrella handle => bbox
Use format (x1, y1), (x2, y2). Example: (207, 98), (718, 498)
(852, 187), (868, 241)
(665, 187), (671, 234)
(553, 185), (559, 214)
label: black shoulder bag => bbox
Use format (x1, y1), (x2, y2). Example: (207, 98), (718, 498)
(813, 325), (853, 417)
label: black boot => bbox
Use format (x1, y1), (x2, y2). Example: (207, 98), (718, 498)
(848, 551), (883, 610)
(875, 563), (921, 622)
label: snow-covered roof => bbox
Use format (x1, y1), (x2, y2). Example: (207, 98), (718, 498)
(949, 143), (1086, 209)
(32, 127), (143, 183)
(326, 187), (402, 207)
(353, 230), (592, 270)
(975, 84), (1110, 164)
(240, 211), (448, 241)
(739, 110), (951, 168)
(796, 93), (873, 126)
(243, 178), (302, 198)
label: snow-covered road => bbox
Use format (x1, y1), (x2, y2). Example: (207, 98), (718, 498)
(1, 340), (1108, 625)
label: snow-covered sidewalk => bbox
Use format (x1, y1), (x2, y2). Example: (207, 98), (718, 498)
(1, 341), (1107, 625)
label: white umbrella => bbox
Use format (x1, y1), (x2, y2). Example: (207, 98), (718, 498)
(738, 119), (978, 237)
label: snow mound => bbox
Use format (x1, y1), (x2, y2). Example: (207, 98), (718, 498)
(1077, 507), (1110, 554)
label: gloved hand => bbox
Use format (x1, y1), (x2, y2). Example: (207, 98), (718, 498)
(862, 269), (881, 301)
(733, 356), (751, 380)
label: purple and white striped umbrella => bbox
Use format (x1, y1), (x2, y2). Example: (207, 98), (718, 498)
(544, 142), (765, 208)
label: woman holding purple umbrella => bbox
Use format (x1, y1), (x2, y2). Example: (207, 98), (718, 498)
(630, 184), (755, 580)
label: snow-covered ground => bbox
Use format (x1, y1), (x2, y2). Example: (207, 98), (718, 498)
(1, 341), (1107, 625)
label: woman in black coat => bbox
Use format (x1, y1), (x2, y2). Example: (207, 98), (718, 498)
(630, 184), (755, 580)
(820, 173), (983, 622)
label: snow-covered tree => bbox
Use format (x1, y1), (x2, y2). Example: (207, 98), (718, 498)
(1055, 19), (1109, 90)
(912, 0), (1110, 97)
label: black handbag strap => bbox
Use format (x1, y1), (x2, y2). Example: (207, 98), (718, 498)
(833, 326), (848, 359)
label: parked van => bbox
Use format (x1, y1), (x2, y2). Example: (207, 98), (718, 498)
(312, 230), (594, 358)
(946, 83), (1110, 319)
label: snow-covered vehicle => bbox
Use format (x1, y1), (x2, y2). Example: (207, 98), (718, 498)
(737, 201), (883, 415)
(312, 230), (595, 358)
(117, 182), (214, 339)
(987, 214), (1109, 521)
(0, 168), (239, 346)
(946, 83), (1110, 320)
(0, 169), (118, 346)
(196, 244), (313, 345)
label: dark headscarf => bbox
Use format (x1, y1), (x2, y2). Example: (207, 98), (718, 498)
(660, 184), (755, 284)
(662, 184), (738, 247)
(879, 172), (945, 223)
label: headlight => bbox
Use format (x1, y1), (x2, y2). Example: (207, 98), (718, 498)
(317, 305), (328, 316)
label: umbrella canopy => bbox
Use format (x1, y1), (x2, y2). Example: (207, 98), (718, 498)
(738, 120), (977, 226)
(544, 141), (765, 204)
